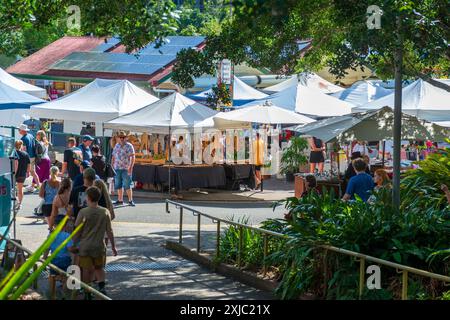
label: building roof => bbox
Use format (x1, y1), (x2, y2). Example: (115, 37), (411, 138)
(6, 36), (106, 76)
(7, 36), (206, 85)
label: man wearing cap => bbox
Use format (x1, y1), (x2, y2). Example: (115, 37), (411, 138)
(73, 160), (100, 189)
(79, 135), (95, 162)
(19, 124), (40, 190)
(111, 131), (135, 206)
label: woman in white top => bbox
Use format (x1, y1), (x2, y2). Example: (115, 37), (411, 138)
(48, 177), (72, 230)
(352, 140), (369, 156)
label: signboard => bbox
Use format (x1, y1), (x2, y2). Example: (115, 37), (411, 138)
(221, 59), (232, 85)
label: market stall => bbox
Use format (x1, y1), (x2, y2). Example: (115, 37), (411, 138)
(0, 67), (47, 99)
(238, 79), (353, 117)
(187, 76), (268, 106)
(104, 92), (241, 192)
(0, 82), (45, 136)
(354, 79), (450, 126)
(30, 78), (159, 135)
(288, 106), (450, 197)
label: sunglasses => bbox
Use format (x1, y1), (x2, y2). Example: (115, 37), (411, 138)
(119, 136), (126, 139)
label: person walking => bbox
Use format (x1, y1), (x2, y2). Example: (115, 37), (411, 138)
(74, 186), (117, 298)
(48, 177), (72, 231)
(73, 161), (99, 189)
(18, 124), (40, 191)
(111, 131), (136, 206)
(91, 145), (106, 181)
(62, 137), (83, 181)
(13, 140), (30, 210)
(69, 168), (107, 219)
(79, 135), (95, 162)
(39, 166), (61, 225)
(36, 130), (52, 184)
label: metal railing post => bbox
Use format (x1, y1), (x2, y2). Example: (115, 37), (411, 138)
(402, 271), (409, 300)
(359, 257), (366, 299)
(263, 234), (268, 276)
(179, 207), (183, 244)
(197, 213), (201, 252)
(216, 221), (221, 259)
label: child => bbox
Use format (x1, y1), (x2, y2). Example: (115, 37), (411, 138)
(45, 215), (74, 273)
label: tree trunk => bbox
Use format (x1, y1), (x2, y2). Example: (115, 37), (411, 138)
(392, 16), (403, 211)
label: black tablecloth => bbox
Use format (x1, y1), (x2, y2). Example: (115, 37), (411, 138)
(133, 164), (158, 184)
(222, 164), (256, 189)
(173, 166), (226, 191)
(133, 164), (255, 191)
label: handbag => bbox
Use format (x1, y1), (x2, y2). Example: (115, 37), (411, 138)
(105, 163), (116, 178)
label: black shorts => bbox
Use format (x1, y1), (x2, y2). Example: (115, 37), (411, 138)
(16, 177), (26, 183)
(309, 151), (325, 164)
(255, 165), (262, 170)
(42, 204), (53, 217)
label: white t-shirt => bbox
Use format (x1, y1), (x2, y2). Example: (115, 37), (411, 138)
(352, 143), (369, 155)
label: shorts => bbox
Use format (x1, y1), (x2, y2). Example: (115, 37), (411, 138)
(79, 255), (106, 269)
(114, 169), (132, 190)
(16, 177), (26, 183)
(255, 165), (262, 170)
(309, 151), (325, 164)
(42, 204), (53, 217)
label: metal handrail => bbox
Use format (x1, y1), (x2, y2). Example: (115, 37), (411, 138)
(166, 199), (450, 300)
(0, 235), (111, 300)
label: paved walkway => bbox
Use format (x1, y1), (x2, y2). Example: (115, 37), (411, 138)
(11, 194), (275, 300)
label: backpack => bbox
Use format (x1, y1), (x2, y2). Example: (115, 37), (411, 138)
(34, 139), (45, 162)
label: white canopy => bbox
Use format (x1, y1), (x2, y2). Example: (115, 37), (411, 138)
(0, 82), (44, 135)
(331, 80), (393, 107)
(288, 106), (450, 143)
(239, 82), (353, 117)
(209, 101), (315, 129)
(262, 72), (343, 94)
(30, 79), (159, 122)
(0, 67), (47, 99)
(190, 76), (267, 106)
(355, 79), (450, 124)
(104, 92), (218, 133)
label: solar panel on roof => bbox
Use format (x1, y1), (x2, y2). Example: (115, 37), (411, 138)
(90, 37), (121, 52)
(49, 36), (205, 75)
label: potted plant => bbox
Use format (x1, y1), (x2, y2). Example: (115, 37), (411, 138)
(280, 136), (308, 182)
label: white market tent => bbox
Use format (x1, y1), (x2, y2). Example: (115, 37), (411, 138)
(288, 106), (450, 143)
(0, 82), (45, 135)
(331, 80), (393, 107)
(239, 82), (353, 117)
(206, 101), (315, 129)
(30, 79), (159, 122)
(354, 79), (450, 126)
(189, 76), (268, 106)
(0, 67), (47, 99)
(104, 92), (218, 133)
(262, 72), (344, 94)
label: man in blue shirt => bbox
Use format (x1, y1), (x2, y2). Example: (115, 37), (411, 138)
(79, 135), (94, 162)
(19, 124), (40, 190)
(342, 158), (374, 202)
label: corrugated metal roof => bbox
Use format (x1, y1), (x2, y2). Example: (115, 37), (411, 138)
(6, 36), (106, 75)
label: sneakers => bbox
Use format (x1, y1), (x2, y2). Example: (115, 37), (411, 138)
(113, 200), (136, 206)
